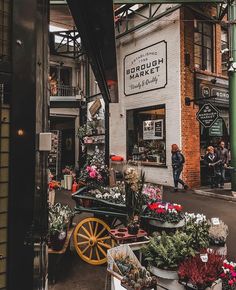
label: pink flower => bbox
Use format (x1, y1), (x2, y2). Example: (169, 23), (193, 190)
(232, 272), (236, 277)
(89, 171), (96, 178)
(228, 280), (234, 285)
(86, 166), (92, 172)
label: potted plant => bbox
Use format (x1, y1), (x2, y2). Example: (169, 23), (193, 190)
(178, 251), (224, 290)
(142, 231), (195, 280)
(208, 220), (229, 247)
(220, 260), (236, 290)
(114, 254), (157, 290)
(145, 201), (184, 228)
(48, 203), (74, 251)
(183, 213), (210, 252)
(124, 167), (145, 235)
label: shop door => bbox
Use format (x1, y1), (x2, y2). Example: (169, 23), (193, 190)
(61, 128), (75, 169)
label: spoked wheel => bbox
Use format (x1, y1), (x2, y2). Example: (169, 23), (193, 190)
(73, 217), (115, 265)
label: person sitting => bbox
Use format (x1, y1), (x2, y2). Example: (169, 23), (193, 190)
(203, 146), (221, 189)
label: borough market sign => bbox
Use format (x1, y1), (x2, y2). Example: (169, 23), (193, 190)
(124, 41), (167, 96)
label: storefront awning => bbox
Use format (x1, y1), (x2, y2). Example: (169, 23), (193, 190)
(67, 0), (118, 103)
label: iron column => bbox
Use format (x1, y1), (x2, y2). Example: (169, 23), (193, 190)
(229, 1), (236, 191)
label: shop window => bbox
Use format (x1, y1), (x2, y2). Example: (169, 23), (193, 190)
(194, 21), (213, 72)
(221, 29), (228, 76)
(127, 105), (166, 166)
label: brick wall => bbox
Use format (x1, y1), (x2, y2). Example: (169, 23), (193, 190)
(180, 6), (228, 188)
(180, 8), (201, 188)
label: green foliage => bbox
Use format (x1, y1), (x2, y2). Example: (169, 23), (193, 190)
(142, 231), (196, 270)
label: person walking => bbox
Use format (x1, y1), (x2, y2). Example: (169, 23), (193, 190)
(216, 140), (229, 188)
(171, 144), (188, 192)
(203, 146), (221, 189)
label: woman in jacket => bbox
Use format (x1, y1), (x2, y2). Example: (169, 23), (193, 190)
(171, 144), (188, 192)
(203, 146), (221, 188)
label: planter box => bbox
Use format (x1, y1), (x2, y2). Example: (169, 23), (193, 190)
(149, 266), (178, 280)
(148, 219), (185, 228)
(179, 279), (222, 290)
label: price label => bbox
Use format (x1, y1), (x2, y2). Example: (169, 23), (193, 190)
(211, 217), (220, 225)
(200, 254), (208, 263)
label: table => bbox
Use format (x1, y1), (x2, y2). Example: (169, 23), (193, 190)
(48, 226), (74, 283)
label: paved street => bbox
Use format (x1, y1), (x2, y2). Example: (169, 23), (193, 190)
(49, 188), (236, 290)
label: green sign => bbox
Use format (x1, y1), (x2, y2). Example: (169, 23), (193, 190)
(209, 118), (223, 137)
(114, 0), (224, 3)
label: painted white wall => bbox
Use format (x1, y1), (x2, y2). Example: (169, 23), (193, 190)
(110, 8), (181, 186)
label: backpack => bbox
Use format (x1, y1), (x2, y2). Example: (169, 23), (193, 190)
(179, 153), (185, 164)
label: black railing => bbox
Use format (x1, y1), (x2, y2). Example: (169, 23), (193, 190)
(50, 84), (80, 97)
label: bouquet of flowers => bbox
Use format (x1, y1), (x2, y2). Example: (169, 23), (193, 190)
(78, 151), (109, 187)
(145, 201), (184, 224)
(220, 260), (236, 289)
(62, 165), (74, 176)
(142, 183), (162, 202)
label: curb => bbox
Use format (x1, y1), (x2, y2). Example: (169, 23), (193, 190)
(192, 189), (236, 202)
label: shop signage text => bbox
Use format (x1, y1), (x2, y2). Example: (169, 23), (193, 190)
(209, 118), (223, 137)
(196, 79), (229, 106)
(124, 41), (167, 95)
(196, 103), (219, 128)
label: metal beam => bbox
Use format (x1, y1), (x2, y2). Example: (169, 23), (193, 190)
(50, 0), (66, 4)
(114, 0), (224, 3)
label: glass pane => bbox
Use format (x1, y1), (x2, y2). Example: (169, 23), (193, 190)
(197, 21), (203, 32)
(203, 36), (212, 49)
(203, 23), (212, 36)
(194, 32), (202, 45)
(194, 44), (202, 58)
(221, 29), (227, 42)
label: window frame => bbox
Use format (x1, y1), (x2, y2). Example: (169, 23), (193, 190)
(126, 104), (167, 168)
(194, 20), (214, 72)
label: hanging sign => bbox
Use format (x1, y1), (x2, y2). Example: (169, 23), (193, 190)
(196, 103), (219, 128)
(124, 41), (167, 96)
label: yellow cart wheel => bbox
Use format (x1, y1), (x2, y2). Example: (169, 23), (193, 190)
(73, 217), (115, 265)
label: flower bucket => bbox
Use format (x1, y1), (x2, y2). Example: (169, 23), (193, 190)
(49, 230), (67, 251)
(64, 175), (68, 189)
(148, 218), (185, 229)
(149, 266), (178, 280)
(66, 175), (73, 190)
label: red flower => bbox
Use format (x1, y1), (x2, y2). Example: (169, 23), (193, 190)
(228, 280), (234, 285)
(157, 208), (166, 214)
(174, 205), (182, 212)
(148, 203), (158, 210)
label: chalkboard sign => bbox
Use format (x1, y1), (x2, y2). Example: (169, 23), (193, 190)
(209, 118), (223, 137)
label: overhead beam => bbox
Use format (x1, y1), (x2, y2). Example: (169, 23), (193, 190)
(114, 0), (224, 3)
(50, 0), (67, 4)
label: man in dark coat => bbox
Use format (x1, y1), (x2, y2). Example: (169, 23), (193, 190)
(204, 146), (221, 189)
(216, 140), (229, 188)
